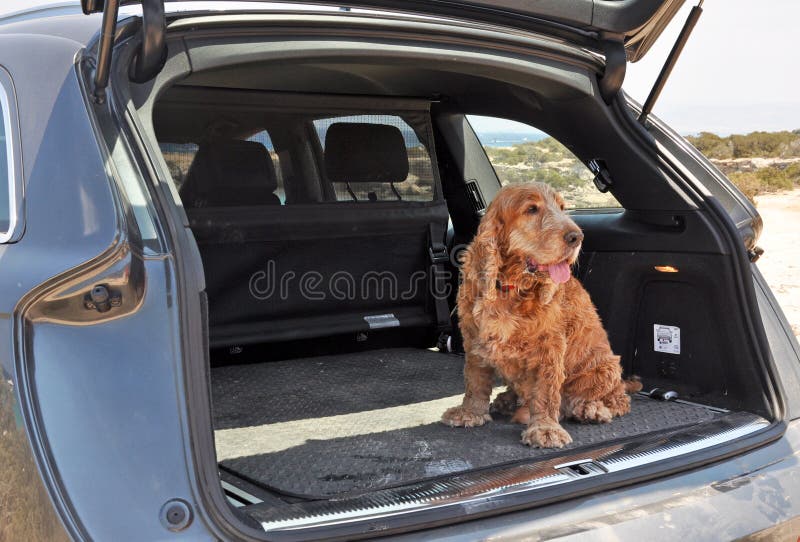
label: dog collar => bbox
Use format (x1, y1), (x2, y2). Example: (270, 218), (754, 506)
(497, 259), (539, 291)
(495, 280), (515, 292)
(496, 258), (540, 292)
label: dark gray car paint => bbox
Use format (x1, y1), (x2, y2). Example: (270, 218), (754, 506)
(0, 22), (215, 541)
(0, 5), (799, 541)
(0, 40), (71, 542)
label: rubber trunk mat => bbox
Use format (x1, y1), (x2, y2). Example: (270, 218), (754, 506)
(211, 348), (719, 499)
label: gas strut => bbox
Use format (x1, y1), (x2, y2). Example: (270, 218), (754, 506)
(639, 1), (704, 124)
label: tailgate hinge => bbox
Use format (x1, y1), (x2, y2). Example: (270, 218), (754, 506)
(82, 0), (167, 103)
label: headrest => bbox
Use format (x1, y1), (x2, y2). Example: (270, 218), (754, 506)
(181, 139), (279, 207)
(324, 123), (410, 184)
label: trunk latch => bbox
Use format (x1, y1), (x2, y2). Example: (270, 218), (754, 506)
(748, 246), (764, 263)
(554, 459), (607, 478)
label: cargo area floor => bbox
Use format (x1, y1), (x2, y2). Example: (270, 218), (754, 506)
(211, 348), (719, 499)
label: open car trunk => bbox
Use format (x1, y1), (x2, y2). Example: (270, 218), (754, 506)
(207, 347), (765, 535)
(117, 8), (778, 538)
(213, 347), (727, 500)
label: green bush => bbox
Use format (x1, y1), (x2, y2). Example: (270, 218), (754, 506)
(484, 131), (800, 208)
(728, 165), (799, 202)
(687, 130), (800, 159)
(484, 137), (573, 166)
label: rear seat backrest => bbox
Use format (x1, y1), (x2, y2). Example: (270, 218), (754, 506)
(186, 117), (450, 349)
(181, 139), (280, 208)
(324, 122), (409, 189)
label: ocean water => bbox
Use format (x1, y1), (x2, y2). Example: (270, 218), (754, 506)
(161, 130), (550, 155)
(477, 131), (548, 147)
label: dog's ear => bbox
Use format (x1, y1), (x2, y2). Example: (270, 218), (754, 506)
(465, 202), (504, 300)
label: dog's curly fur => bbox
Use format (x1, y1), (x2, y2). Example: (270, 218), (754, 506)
(442, 182), (641, 448)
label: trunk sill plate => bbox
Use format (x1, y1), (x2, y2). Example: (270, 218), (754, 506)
(243, 411), (768, 534)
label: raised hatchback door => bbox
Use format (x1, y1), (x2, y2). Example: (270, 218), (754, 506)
(317, 0), (683, 60)
(90, 0), (681, 61)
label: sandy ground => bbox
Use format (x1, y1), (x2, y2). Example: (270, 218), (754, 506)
(754, 188), (800, 338)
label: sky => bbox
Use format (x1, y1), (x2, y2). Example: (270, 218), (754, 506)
(624, 0), (800, 135)
(2, 0), (798, 135)
(472, 0), (800, 136)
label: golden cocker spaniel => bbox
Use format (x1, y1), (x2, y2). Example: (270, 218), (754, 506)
(442, 182), (640, 448)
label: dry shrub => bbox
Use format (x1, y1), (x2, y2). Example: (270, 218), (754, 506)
(0, 380), (69, 542)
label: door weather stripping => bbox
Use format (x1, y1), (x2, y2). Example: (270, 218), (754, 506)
(82, 0), (167, 102)
(639, 1), (704, 124)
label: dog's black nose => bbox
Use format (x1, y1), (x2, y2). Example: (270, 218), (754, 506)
(564, 230), (584, 246)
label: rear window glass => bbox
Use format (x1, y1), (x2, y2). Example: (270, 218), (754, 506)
(0, 70), (21, 242)
(314, 115), (435, 202)
(159, 130), (284, 204)
(0, 100), (9, 233)
(469, 115), (620, 209)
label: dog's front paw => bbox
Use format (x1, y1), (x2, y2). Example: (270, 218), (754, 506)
(441, 406), (491, 427)
(569, 399), (613, 424)
(521, 423), (572, 448)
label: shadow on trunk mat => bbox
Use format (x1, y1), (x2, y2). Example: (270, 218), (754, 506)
(211, 348), (719, 499)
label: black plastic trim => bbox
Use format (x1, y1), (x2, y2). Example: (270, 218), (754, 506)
(129, 0), (167, 83)
(598, 40), (626, 104)
(610, 95), (784, 423)
(159, 0), (600, 46)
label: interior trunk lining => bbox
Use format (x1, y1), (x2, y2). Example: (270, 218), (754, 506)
(212, 348), (721, 499)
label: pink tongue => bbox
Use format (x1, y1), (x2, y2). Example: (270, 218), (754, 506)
(546, 261), (571, 284)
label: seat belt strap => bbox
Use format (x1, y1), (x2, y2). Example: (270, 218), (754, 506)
(428, 222), (452, 332)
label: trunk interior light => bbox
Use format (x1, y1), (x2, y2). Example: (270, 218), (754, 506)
(655, 265), (679, 273)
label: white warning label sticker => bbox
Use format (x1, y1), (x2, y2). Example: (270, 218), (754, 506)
(654, 324), (681, 355)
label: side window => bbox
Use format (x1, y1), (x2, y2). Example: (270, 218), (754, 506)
(0, 68), (20, 242)
(468, 116), (620, 209)
(0, 95), (10, 232)
(314, 115), (435, 202)
(159, 142), (198, 190)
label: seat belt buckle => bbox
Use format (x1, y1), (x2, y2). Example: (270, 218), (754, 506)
(429, 245), (449, 264)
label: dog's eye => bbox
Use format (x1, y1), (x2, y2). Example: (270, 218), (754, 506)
(527, 205), (539, 214)
(559, 203), (566, 211)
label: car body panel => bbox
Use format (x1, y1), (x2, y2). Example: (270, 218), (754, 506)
(754, 267), (800, 421)
(0, 3), (798, 541)
(0, 28), (214, 541)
